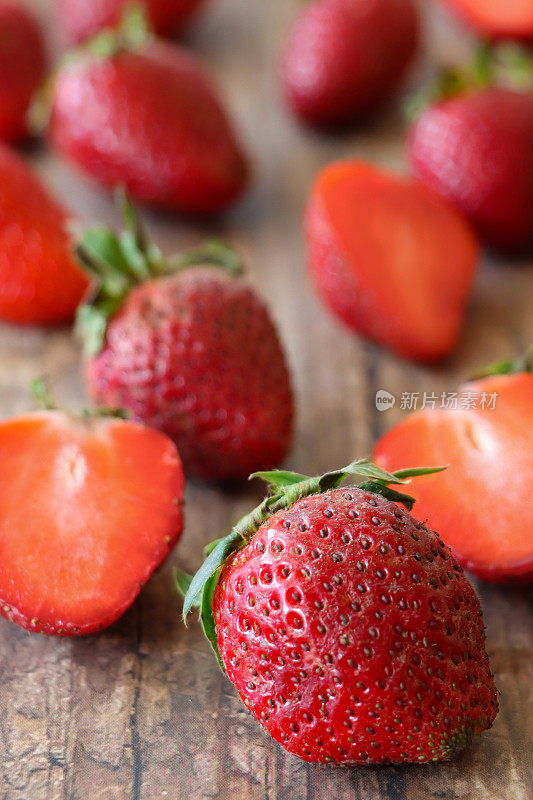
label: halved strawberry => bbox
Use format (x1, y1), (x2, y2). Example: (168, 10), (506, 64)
(0, 388), (184, 635)
(305, 160), (479, 362)
(374, 352), (533, 582)
(439, 0), (533, 41)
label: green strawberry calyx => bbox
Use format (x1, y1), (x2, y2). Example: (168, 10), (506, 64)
(177, 460), (445, 669)
(32, 377), (130, 421)
(75, 193), (244, 357)
(470, 344), (533, 380)
(408, 41), (533, 118)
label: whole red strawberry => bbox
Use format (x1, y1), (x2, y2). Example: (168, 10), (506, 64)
(408, 50), (533, 253)
(181, 461), (498, 764)
(0, 143), (89, 324)
(76, 200), (294, 482)
(281, 0), (420, 127)
(0, 381), (184, 636)
(55, 0), (207, 43)
(0, 2), (46, 142)
(48, 13), (248, 215)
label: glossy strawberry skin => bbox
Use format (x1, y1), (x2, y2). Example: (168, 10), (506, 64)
(55, 0), (207, 42)
(0, 3), (46, 142)
(213, 488), (498, 764)
(281, 0), (419, 127)
(408, 88), (533, 254)
(375, 373), (533, 583)
(49, 42), (249, 215)
(85, 268), (294, 482)
(0, 144), (89, 324)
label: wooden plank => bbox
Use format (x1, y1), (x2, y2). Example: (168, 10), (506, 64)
(0, 0), (531, 798)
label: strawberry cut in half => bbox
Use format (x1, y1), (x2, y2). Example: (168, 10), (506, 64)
(374, 349), (533, 583)
(305, 160), (479, 362)
(180, 460), (498, 765)
(439, 0), (533, 41)
(0, 383), (185, 635)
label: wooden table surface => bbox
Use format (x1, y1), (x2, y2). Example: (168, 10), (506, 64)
(1, 1), (532, 798)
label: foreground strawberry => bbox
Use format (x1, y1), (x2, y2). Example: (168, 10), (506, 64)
(55, 0), (207, 42)
(180, 460), (498, 764)
(305, 160), (479, 362)
(0, 143), (89, 325)
(0, 2), (45, 142)
(438, 0), (533, 41)
(48, 11), (248, 215)
(0, 382), (184, 635)
(76, 200), (294, 482)
(408, 47), (533, 253)
(281, 0), (419, 127)
(375, 348), (533, 583)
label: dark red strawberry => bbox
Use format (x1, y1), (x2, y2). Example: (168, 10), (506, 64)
(76, 200), (294, 482)
(374, 349), (533, 583)
(0, 143), (89, 324)
(438, 0), (533, 41)
(0, 2), (46, 142)
(408, 48), (533, 253)
(305, 160), (479, 362)
(48, 13), (248, 215)
(180, 461), (498, 764)
(0, 381), (184, 636)
(55, 0), (207, 43)
(281, 0), (420, 127)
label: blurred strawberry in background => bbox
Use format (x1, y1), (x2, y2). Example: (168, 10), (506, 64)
(0, 143), (88, 325)
(47, 9), (249, 215)
(55, 0), (207, 42)
(438, 0), (533, 41)
(408, 47), (533, 254)
(305, 160), (479, 362)
(0, 2), (45, 142)
(281, 0), (420, 127)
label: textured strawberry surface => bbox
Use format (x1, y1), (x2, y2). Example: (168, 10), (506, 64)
(375, 373), (533, 583)
(86, 268), (294, 481)
(0, 144), (89, 324)
(281, 0), (419, 127)
(55, 0), (207, 42)
(305, 161), (479, 362)
(0, 412), (184, 635)
(440, 0), (533, 40)
(214, 488), (498, 764)
(50, 42), (248, 214)
(408, 88), (533, 253)
(0, 2), (46, 142)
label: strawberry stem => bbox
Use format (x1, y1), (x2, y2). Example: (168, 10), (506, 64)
(471, 343), (533, 380)
(32, 377), (57, 411)
(75, 196), (245, 356)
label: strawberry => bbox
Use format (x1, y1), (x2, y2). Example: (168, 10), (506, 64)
(408, 48), (533, 253)
(438, 0), (533, 41)
(0, 143), (89, 325)
(0, 2), (46, 142)
(305, 160), (479, 363)
(0, 381), (184, 636)
(374, 349), (533, 583)
(55, 0), (207, 43)
(47, 11), (248, 215)
(76, 200), (294, 482)
(180, 460), (498, 764)
(281, 0), (419, 127)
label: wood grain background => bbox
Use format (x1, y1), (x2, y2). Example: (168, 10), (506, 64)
(0, 1), (532, 798)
